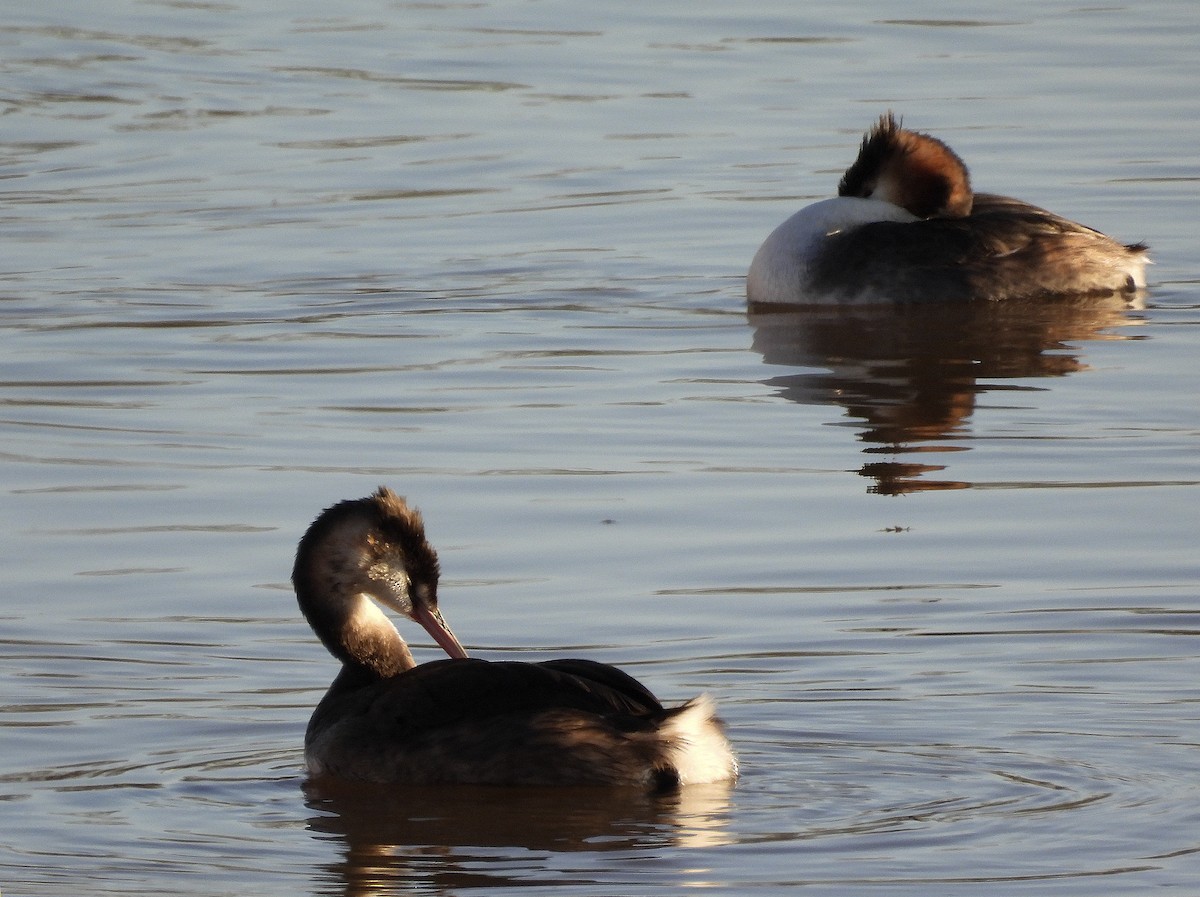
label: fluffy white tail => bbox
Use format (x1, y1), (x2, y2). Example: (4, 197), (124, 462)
(663, 694), (738, 785)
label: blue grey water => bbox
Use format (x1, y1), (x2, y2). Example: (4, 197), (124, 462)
(2, 1), (1198, 894)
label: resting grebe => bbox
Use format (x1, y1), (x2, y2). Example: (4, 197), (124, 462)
(746, 113), (1149, 305)
(293, 487), (737, 788)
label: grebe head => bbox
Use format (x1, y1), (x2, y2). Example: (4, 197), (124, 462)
(838, 112), (973, 219)
(293, 487), (467, 676)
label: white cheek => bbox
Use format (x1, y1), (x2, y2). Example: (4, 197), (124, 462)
(369, 567), (415, 616)
(347, 592), (397, 638)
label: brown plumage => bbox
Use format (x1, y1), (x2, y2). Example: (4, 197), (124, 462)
(839, 113), (974, 218)
(810, 191), (1148, 302)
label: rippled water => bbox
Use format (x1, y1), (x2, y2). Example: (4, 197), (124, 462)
(3, 1), (1199, 894)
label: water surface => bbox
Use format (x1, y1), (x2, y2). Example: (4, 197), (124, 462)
(3, 1), (1199, 894)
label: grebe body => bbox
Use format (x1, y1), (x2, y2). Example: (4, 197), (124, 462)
(747, 114), (1148, 305)
(293, 488), (737, 788)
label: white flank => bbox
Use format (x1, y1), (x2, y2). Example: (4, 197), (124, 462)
(746, 197), (917, 305)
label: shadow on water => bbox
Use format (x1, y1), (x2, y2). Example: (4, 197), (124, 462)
(747, 295), (1145, 494)
(303, 777), (735, 894)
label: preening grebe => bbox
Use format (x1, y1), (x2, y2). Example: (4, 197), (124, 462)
(293, 487), (737, 788)
(747, 113), (1149, 305)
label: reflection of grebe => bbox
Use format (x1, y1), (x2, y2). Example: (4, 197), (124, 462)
(294, 487), (737, 787)
(748, 294), (1142, 494)
(747, 114), (1149, 305)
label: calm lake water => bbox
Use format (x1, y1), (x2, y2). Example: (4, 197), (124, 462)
(3, 1), (1199, 894)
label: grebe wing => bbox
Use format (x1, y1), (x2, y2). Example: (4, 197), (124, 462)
(327, 658), (665, 737)
(813, 193), (1145, 301)
(536, 658), (665, 713)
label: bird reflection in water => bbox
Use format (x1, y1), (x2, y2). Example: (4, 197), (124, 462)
(748, 295), (1144, 494)
(304, 777), (735, 895)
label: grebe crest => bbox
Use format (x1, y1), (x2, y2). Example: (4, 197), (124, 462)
(838, 112), (973, 218)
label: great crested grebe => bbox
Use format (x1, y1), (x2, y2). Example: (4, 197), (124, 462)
(746, 113), (1148, 305)
(293, 487), (737, 788)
